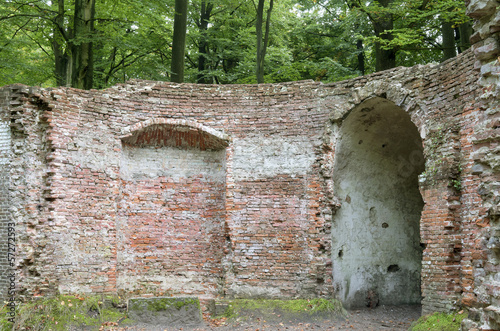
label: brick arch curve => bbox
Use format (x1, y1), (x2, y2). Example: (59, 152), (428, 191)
(120, 118), (231, 150)
(347, 81), (428, 139)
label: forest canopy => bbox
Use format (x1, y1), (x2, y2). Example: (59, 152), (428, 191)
(0, 0), (471, 89)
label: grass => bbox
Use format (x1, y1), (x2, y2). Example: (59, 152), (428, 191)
(410, 311), (467, 331)
(219, 298), (347, 321)
(0, 294), (133, 331)
(0, 296), (346, 330)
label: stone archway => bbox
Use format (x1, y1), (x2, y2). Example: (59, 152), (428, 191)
(332, 97), (425, 308)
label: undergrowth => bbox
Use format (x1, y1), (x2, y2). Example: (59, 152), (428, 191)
(410, 311), (467, 331)
(0, 294), (132, 331)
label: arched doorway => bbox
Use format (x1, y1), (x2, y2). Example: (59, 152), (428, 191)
(332, 97), (425, 308)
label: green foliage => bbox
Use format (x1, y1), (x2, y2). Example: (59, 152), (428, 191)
(0, 0), (471, 88)
(0, 294), (132, 330)
(410, 311), (467, 331)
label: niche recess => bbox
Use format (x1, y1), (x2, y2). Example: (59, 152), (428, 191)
(332, 97), (425, 308)
(117, 119), (229, 298)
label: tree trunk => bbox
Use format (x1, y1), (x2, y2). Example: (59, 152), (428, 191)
(197, 1), (213, 84)
(370, 0), (395, 72)
(457, 21), (472, 53)
(72, 0), (95, 89)
(441, 20), (456, 61)
(357, 39), (365, 76)
(256, 0), (273, 84)
(171, 0), (189, 83)
(52, 0), (70, 87)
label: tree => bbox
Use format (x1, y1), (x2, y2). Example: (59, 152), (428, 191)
(171, 0), (189, 82)
(255, 0), (273, 83)
(0, 1), (53, 86)
(92, 0), (174, 88)
(1, 0), (95, 88)
(0, 0), (173, 88)
(336, 0), (471, 71)
(292, 0), (371, 79)
(72, 0), (96, 89)
(195, 0), (213, 83)
(0, 0), (471, 87)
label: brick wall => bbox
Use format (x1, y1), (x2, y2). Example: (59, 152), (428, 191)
(0, 88), (11, 297)
(462, 0), (500, 329)
(0, 48), (490, 315)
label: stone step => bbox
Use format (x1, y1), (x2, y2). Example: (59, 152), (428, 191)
(128, 296), (202, 326)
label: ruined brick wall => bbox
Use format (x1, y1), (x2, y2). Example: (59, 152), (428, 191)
(5, 86), (53, 297)
(0, 87), (12, 297)
(6, 81), (336, 301)
(0, 49), (488, 314)
(462, 0), (500, 329)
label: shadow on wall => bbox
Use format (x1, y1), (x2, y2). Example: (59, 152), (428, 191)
(332, 97), (425, 308)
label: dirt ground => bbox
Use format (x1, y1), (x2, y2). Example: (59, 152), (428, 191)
(118, 305), (422, 331)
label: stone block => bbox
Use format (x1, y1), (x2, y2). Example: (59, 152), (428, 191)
(467, 0), (498, 19)
(475, 37), (500, 61)
(127, 297), (202, 326)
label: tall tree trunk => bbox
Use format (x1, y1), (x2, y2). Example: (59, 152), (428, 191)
(372, 1), (395, 71)
(72, 0), (95, 89)
(52, 0), (70, 87)
(457, 21), (472, 53)
(197, 1), (213, 84)
(441, 20), (456, 61)
(171, 0), (188, 83)
(256, 0), (273, 84)
(357, 39), (365, 76)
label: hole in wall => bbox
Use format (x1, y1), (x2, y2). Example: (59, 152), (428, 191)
(387, 264), (401, 273)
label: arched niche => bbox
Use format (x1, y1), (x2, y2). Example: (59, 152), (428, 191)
(117, 119), (229, 298)
(332, 97), (425, 308)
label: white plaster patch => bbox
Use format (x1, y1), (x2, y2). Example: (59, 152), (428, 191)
(117, 272), (214, 294)
(232, 136), (315, 180)
(227, 284), (282, 297)
(0, 121), (10, 165)
(120, 145), (226, 182)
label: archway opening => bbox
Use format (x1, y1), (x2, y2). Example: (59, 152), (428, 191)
(332, 97), (425, 308)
